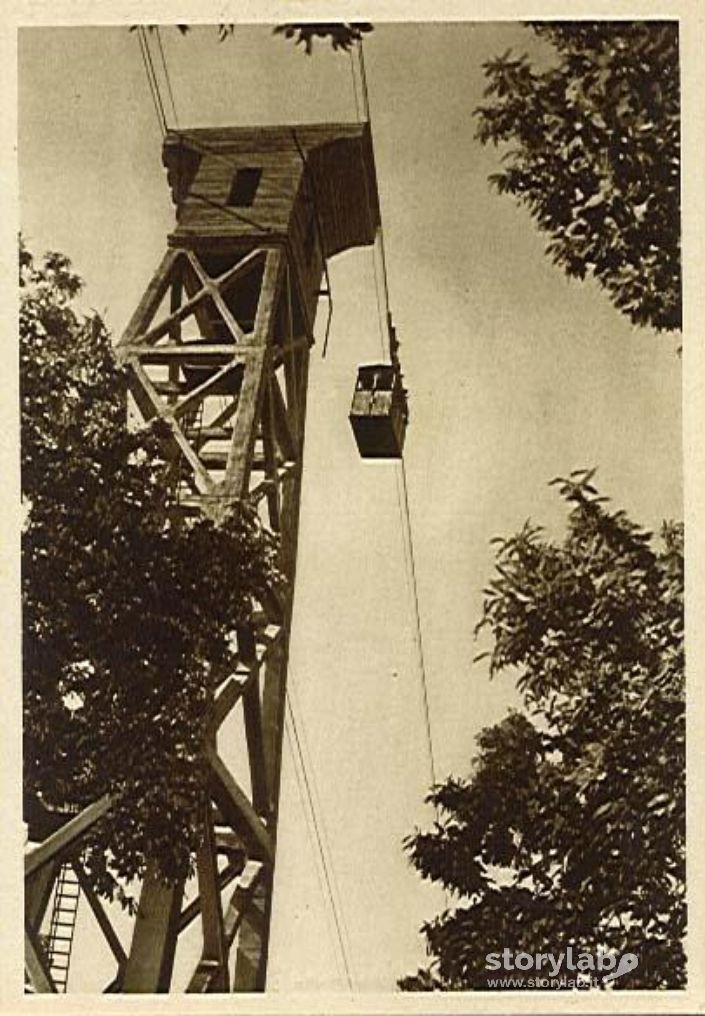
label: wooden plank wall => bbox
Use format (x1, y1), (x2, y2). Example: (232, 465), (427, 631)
(176, 150), (301, 240)
(162, 124), (381, 266)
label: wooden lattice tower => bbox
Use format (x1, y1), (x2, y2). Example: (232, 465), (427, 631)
(24, 122), (380, 993)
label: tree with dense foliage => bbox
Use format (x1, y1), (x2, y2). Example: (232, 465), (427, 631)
(475, 22), (680, 332)
(156, 19), (679, 334)
(400, 472), (684, 990)
(21, 243), (279, 904)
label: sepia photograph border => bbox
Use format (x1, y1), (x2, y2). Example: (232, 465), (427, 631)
(2, 0), (704, 1012)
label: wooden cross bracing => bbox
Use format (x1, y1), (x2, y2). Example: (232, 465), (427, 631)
(24, 239), (314, 993)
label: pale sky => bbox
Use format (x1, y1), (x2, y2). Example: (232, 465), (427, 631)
(17, 21), (683, 994)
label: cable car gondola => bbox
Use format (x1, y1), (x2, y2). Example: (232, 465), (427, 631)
(349, 360), (408, 459)
(349, 314), (408, 459)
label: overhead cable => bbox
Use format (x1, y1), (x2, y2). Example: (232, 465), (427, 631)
(286, 692), (355, 990)
(155, 27), (179, 128)
(283, 724), (350, 990)
(287, 675), (355, 976)
(349, 48), (362, 121)
(137, 26), (167, 135)
(354, 38), (440, 793)
(357, 40), (372, 123)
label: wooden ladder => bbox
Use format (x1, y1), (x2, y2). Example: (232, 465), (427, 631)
(44, 863), (81, 991)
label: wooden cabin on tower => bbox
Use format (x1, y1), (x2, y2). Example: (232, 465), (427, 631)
(162, 123), (380, 329)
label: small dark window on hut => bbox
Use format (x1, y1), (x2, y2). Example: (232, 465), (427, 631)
(227, 167), (262, 207)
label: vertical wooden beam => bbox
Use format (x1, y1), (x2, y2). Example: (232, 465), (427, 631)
(260, 382), (282, 531)
(223, 864), (265, 948)
(187, 805), (228, 992)
(254, 249), (284, 342)
(122, 870), (184, 993)
(270, 372), (297, 462)
(243, 679), (270, 816)
(168, 268), (183, 399)
(261, 357), (310, 794)
(232, 883), (267, 991)
(220, 348), (266, 509)
(282, 267), (301, 446)
(233, 271), (312, 991)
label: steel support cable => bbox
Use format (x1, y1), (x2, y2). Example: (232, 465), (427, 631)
(155, 26), (179, 128)
(349, 48), (362, 121)
(283, 713), (353, 992)
(357, 39), (372, 123)
(393, 461), (418, 631)
(286, 695), (354, 991)
(398, 458), (438, 789)
(283, 723), (349, 990)
(392, 443), (440, 800)
(286, 675), (355, 978)
(285, 694), (355, 990)
(137, 28), (162, 132)
(143, 28), (170, 132)
(354, 37), (440, 796)
(376, 228), (393, 346)
(370, 240), (389, 360)
(137, 27), (167, 135)
(351, 40), (388, 362)
(355, 40), (394, 365)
